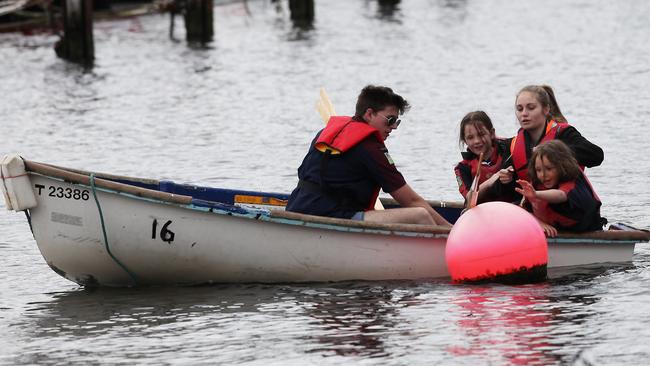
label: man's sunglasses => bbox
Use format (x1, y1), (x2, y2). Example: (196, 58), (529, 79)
(379, 113), (401, 127)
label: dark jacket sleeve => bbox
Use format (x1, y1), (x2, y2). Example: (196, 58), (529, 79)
(563, 174), (607, 231)
(454, 161), (473, 199)
(557, 126), (604, 168)
(485, 177), (518, 203)
(480, 137), (518, 203)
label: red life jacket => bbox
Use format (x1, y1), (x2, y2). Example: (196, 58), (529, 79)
(532, 173), (602, 230)
(314, 116), (383, 211)
(315, 116), (383, 154)
(457, 143), (504, 197)
(533, 194), (578, 229)
(509, 120), (571, 181)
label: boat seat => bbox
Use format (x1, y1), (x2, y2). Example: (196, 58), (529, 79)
(159, 180), (289, 206)
(190, 198), (254, 215)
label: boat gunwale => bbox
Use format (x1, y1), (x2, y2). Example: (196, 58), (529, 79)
(24, 160), (191, 204)
(22, 159), (650, 242)
(36, 161), (161, 186)
(24, 160), (452, 235)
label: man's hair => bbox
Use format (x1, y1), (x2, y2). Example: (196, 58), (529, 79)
(354, 85), (410, 118)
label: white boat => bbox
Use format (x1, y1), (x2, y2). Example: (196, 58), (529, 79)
(2, 154), (648, 287)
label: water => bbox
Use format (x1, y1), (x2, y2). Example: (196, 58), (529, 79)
(1, 0), (650, 364)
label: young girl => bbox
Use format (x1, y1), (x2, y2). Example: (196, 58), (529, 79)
(515, 140), (606, 237)
(454, 111), (510, 204)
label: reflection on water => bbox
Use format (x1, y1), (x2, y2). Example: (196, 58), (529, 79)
(15, 282), (426, 363)
(449, 284), (561, 364)
(446, 265), (639, 365)
(5, 266), (634, 364)
(300, 282), (424, 358)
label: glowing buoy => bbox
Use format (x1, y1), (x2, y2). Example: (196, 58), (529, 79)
(446, 202), (548, 284)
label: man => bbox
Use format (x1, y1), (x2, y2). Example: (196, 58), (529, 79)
(286, 85), (450, 226)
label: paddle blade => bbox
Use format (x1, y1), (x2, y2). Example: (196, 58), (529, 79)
(466, 152), (484, 209)
(316, 99), (331, 123)
(319, 87), (336, 116)
(374, 198), (385, 210)
(467, 190), (478, 209)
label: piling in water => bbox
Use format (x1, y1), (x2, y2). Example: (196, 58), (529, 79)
(184, 0), (213, 43)
(289, 0), (314, 27)
(54, 0), (94, 65)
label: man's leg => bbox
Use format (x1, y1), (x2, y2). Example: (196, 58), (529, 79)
(363, 207), (435, 225)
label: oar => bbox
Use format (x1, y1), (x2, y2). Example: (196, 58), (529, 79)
(465, 149), (516, 210)
(316, 88), (385, 210)
(316, 87), (336, 121)
(466, 152), (484, 209)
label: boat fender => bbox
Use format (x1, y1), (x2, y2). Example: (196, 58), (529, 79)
(0, 154), (37, 211)
(445, 201), (548, 284)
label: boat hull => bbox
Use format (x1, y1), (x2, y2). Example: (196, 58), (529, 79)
(2, 155), (645, 287)
(28, 175), (449, 286)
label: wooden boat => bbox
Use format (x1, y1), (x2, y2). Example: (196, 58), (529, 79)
(2, 154), (649, 287)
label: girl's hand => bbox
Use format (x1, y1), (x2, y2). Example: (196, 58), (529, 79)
(498, 167), (514, 184)
(538, 220), (558, 237)
(514, 179), (538, 201)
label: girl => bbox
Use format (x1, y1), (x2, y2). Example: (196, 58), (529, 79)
(496, 85), (604, 198)
(454, 111), (510, 204)
(515, 140), (606, 237)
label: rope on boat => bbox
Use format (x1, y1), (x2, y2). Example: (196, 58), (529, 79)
(90, 173), (138, 286)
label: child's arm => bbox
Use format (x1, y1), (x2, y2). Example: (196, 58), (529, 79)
(535, 189), (567, 204)
(470, 173), (501, 204)
(515, 180), (568, 204)
(478, 173), (499, 192)
(513, 180), (561, 237)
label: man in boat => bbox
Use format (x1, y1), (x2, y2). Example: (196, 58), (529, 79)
(286, 85), (451, 226)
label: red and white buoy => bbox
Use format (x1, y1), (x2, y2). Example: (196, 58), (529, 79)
(446, 201), (548, 284)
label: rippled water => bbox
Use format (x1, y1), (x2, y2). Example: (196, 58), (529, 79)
(2, 0), (650, 364)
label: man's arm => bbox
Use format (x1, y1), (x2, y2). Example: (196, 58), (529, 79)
(390, 183), (451, 227)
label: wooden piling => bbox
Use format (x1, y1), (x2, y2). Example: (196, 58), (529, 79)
(54, 0), (94, 65)
(378, 0), (401, 16)
(168, 0), (182, 41)
(184, 0), (213, 43)
(289, 0), (314, 26)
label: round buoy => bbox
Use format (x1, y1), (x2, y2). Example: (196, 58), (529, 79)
(446, 201), (548, 284)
